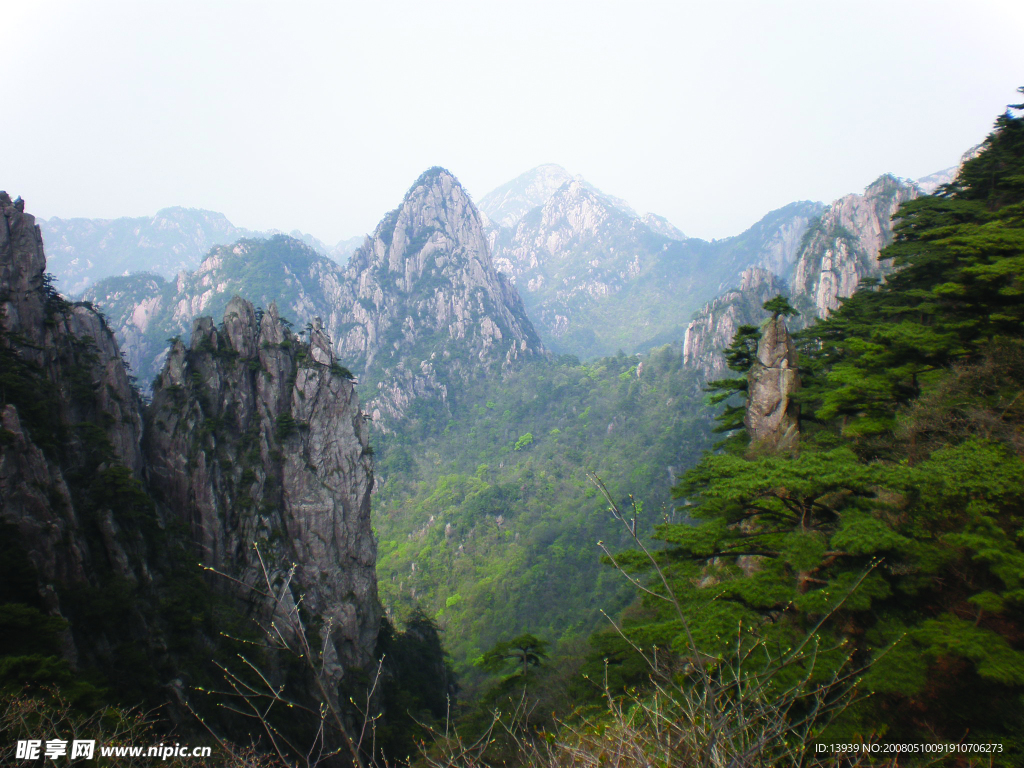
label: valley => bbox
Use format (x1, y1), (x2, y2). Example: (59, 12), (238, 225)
(3, 100), (1023, 765)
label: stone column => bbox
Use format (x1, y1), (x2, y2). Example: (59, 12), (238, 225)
(744, 315), (800, 452)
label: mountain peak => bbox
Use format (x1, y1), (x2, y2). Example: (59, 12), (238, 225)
(478, 165), (575, 227)
(337, 169), (544, 426)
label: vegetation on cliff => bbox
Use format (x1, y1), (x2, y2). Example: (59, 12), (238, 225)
(528, 89), (1024, 764)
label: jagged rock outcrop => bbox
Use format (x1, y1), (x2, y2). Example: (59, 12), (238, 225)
(791, 174), (918, 318)
(146, 296), (379, 679)
(3, 190), (381, 709)
(1, 190), (149, 665)
(683, 175), (921, 379)
(744, 314), (800, 452)
(682, 268), (788, 378)
(335, 167), (544, 425)
(82, 236), (350, 390)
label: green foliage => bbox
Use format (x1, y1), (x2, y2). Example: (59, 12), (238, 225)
(797, 94), (1024, 443)
(372, 610), (457, 763)
(274, 412), (297, 441)
(763, 294), (798, 318)
(373, 344), (711, 687)
(513, 432), (534, 451)
(477, 634), (548, 678)
(0, 334), (67, 456)
(597, 93), (1024, 759)
(703, 323), (761, 439)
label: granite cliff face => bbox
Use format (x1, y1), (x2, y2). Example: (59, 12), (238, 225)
(2, 191), (380, 703)
(682, 174), (918, 377)
(146, 297), (379, 680)
(1, 191), (152, 671)
(334, 167), (544, 425)
(682, 268), (788, 378)
(791, 174), (918, 318)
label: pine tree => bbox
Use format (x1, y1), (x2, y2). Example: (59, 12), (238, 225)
(608, 89), (1024, 757)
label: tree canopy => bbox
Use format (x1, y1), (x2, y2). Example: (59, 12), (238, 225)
(600, 89), (1024, 759)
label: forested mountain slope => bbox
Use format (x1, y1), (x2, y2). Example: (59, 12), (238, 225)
(372, 344), (713, 684)
(580, 93), (1024, 763)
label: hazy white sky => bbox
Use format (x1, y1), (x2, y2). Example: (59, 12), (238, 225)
(3, 0), (1022, 244)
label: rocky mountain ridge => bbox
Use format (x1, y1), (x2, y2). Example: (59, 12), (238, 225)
(40, 206), (359, 295)
(84, 168), (547, 431)
(334, 167), (544, 426)
(1, 190), (379, 706)
(486, 173), (823, 358)
(81, 236), (350, 390)
(683, 173), (921, 377)
(478, 164), (639, 228)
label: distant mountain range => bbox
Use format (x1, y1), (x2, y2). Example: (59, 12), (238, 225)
(40, 207), (363, 294)
(70, 156), (965, 397)
(83, 169), (543, 430)
(479, 164), (824, 359)
(680, 143), (982, 379)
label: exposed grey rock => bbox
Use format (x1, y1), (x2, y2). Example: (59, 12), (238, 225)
(334, 167), (544, 427)
(146, 295), (379, 682)
(1, 190), (148, 661)
(683, 176), (922, 378)
(791, 174), (918, 319)
(744, 314), (800, 452)
(488, 173), (821, 358)
(682, 267), (788, 378)
(0, 405), (86, 587)
(81, 236), (351, 390)
(3, 189), (381, 702)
